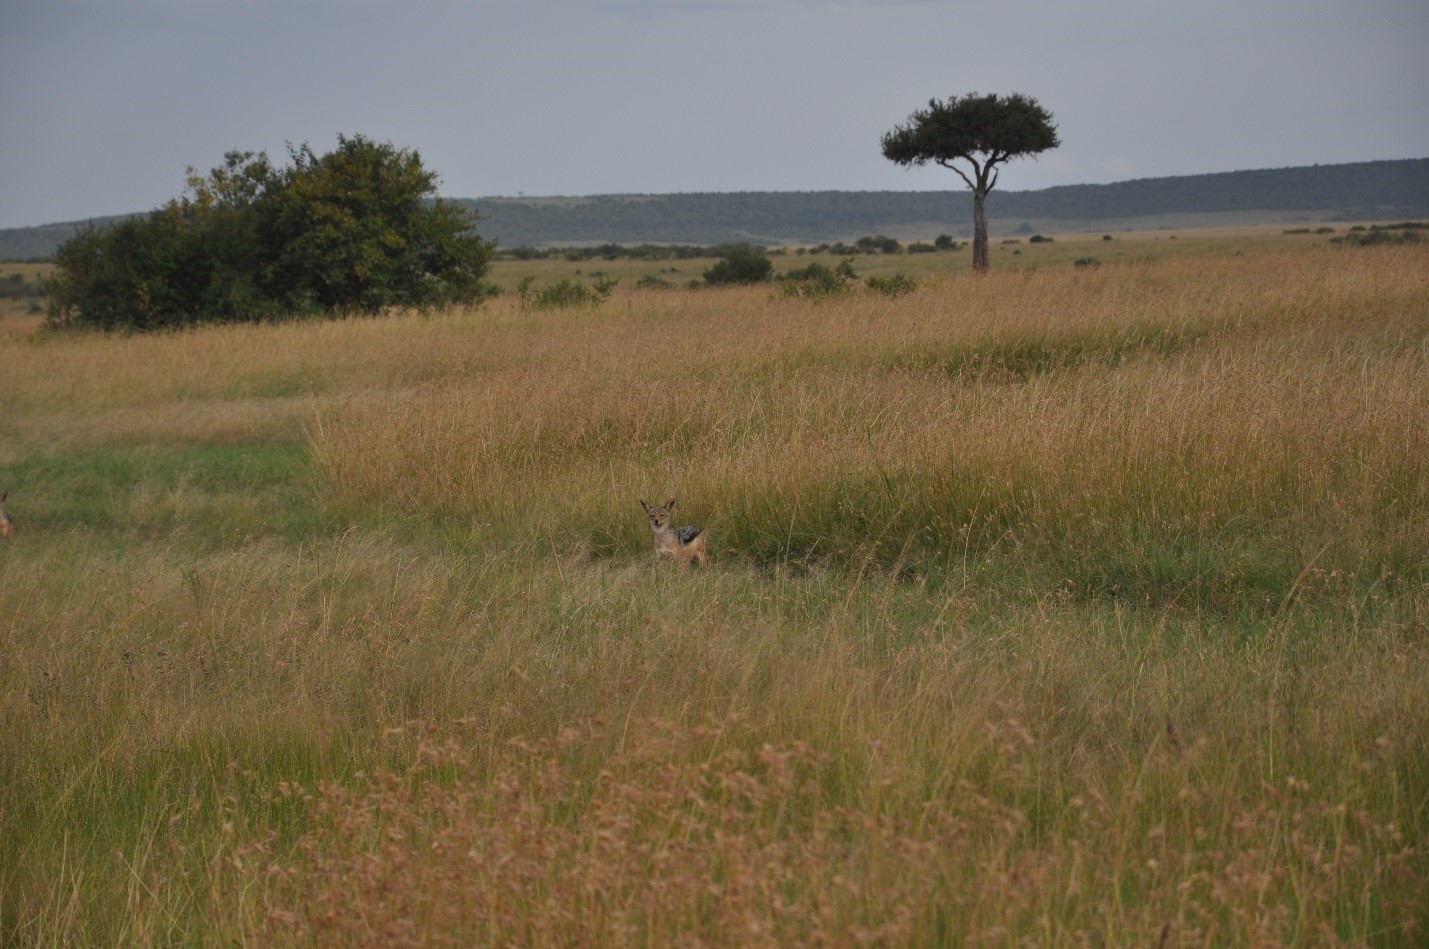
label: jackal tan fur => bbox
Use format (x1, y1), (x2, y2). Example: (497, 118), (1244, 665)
(640, 498), (707, 568)
(0, 492), (12, 540)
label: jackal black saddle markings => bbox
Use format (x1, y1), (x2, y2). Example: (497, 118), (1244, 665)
(673, 525), (703, 544)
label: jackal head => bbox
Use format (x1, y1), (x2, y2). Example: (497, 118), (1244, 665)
(639, 497), (676, 530)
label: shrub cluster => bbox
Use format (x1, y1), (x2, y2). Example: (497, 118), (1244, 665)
(864, 272), (918, 296)
(855, 235), (902, 254)
(0, 272), (46, 300)
(517, 275), (618, 308)
(703, 245), (774, 285)
(1332, 229), (1424, 247)
(504, 234), (971, 263)
(779, 259), (857, 298)
(500, 242), (749, 262)
(45, 136), (494, 331)
(1330, 223), (1426, 247)
(804, 234), (963, 256)
(0, 272), (46, 314)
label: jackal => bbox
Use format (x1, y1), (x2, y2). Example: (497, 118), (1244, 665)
(1, 492), (12, 540)
(640, 498), (707, 568)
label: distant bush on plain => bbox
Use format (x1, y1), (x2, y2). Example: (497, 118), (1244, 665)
(0, 272), (45, 301)
(855, 235), (902, 254)
(864, 272), (917, 296)
(45, 135), (494, 331)
(519, 275), (618, 308)
(500, 242), (741, 263)
(1332, 229), (1424, 247)
(779, 259), (857, 299)
(703, 245), (774, 285)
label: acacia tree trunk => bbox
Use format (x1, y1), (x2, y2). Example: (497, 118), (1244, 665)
(971, 187), (990, 272)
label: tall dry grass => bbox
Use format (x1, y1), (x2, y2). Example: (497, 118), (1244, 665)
(0, 243), (1425, 944)
(311, 249), (1427, 592)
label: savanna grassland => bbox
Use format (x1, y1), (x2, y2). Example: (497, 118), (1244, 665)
(0, 237), (1426, 945)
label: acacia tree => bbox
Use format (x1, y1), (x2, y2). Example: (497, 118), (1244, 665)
(881, 93), (1059, 272)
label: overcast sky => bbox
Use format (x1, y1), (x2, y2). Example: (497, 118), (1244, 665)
(1, 0), (1426, 229)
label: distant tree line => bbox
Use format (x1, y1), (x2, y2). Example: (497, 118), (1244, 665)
(497, 234), (965, 261)
(46, 135), (493, 331)
(803, 234), (965, 255)
(500, 242), (745, 262)
(514, 244), (923, 303)
(1330, 222), (1426, 246)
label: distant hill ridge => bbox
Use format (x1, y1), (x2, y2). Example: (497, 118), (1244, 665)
(3, 158), (1425, 258)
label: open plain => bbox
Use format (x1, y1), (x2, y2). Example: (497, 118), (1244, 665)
(1, 235), (1425, 944)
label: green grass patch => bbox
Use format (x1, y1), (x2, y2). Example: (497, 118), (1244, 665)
(0, 444), (326, 545)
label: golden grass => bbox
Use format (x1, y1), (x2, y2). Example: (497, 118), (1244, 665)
(0, 240), (1425, 944)
(312, 250), (1427, 574)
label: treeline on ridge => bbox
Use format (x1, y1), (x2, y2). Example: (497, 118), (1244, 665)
(6, 158), (1425, 261)
(465, 159), (1429, 247)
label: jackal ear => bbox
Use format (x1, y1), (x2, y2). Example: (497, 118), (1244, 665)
(665, 498), (676, 511)
(0, 492), (6, 504)
(639, 498), (651, 512)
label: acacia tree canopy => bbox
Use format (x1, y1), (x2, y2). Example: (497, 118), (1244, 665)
(881, 92), (1059, 271)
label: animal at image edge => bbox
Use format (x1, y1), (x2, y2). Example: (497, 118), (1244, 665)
(0, 492), (12, 540)
(640, 498), (707, 568)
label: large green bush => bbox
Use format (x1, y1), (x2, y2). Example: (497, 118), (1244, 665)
(45, 136), (494, 331)
(702, 245), (773, 286)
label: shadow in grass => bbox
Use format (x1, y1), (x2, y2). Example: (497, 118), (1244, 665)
(1049, 532), (1304, 620)
(793, 322), (1218, 384)
(890, 323), (1214, 383)
(223, 366), (334, 400)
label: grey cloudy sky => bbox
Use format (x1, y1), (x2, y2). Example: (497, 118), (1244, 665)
(2, 0), (1426, 229)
